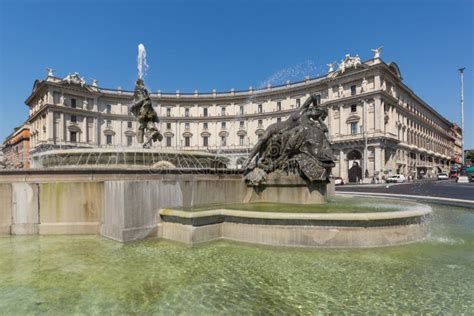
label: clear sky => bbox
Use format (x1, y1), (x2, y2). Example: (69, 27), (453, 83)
(0, 0), (472, 147)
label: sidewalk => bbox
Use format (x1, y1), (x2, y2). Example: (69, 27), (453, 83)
(339, 178), (441, 187)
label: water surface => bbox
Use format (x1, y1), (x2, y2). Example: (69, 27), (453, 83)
(0, 204), (472, 314)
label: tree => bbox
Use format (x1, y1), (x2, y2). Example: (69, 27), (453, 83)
(466, 150), (474, 163)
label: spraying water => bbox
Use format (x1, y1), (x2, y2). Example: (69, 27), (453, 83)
(137, 43), (149, 79)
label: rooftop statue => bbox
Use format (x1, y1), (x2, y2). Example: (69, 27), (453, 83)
(338, 54), (361, 73)
(243, 94), (335, 185)
(130, 79), (163, 148)
(371, 46), (383, 59)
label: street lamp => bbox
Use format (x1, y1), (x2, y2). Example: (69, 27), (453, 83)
(458, 67), (465, 165)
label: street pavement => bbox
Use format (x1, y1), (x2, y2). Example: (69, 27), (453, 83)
(336, 180), (474, 201)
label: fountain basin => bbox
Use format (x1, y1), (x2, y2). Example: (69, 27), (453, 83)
(158, 201), (432, 248)
(29, 148), (228, 169)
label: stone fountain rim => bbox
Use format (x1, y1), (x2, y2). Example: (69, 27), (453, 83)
(159, 205), (432, 221)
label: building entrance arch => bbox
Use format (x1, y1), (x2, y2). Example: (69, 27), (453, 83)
(347, 150), (363, 183)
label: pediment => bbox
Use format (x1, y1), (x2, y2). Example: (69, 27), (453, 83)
(182, 131), (193, 137)
(218, 130), (229, 137)
(346, 115), (360, 123)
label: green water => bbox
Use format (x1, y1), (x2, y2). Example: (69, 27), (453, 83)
(180, 195), (423, 213)
(0, 204), (473, 314)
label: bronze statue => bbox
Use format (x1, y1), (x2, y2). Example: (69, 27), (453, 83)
(130, 79), (163, 148)
(244, 94), (335, 185)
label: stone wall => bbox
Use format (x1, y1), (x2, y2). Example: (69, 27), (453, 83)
(39, 182), (103, 235)
(0, 171), (333, 242)
(0, 184), (12, 234)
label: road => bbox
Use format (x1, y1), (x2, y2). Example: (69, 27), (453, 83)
(336, 180), (474, 201)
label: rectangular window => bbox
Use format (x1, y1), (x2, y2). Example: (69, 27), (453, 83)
(166, 108), (171, 117)
(185, 108), (190, 117)
(203, 122), (208, 129)
(166, 122), (171, 129)
(239, 121), (244, 128)
(203, 108), (208, 117)
(239, 106), (244, 115)
(296, 98), (301, 107)
(106, 104), (111, 114)
(71, 98), (76, 108)
(351, 85), (357, 96)
(71, 115), (77, 123)
(185, 122), (190, 129)
(277, 118), (282, 123)
(127, 121), (132, 128)
(258, 119), (263, 127)
(351, 104), (357, 112)
(70, 131), (77, 142)
(166, 137), (172, 147)
(221, 107), (226, 116)
(221, 122), (226, 129)
(239, 135), (244, 146)
(106, 135), (113, 145)
(220, 136), (226, 146)
(203, 136), (208, 147)
(184, 137), (190, 147)
(127, 136), (133, 146)
(351, 122), (358, 135)
(258, 104), (262, 113)
(315, 95), (321, 105)
(277, 101), (282, 111)
(106, 119), (112, 126)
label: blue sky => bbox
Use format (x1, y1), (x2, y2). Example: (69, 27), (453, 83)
(0, 0), (472, 147)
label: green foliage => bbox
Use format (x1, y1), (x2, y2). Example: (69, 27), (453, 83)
(466, 150), (474, 162)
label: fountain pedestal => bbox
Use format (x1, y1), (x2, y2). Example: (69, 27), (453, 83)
(244, 174), (333, 205)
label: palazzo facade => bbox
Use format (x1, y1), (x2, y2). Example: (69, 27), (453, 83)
(23, 52), (456, 181)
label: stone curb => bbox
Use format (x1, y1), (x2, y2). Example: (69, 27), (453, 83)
(336, 192), (474, 208)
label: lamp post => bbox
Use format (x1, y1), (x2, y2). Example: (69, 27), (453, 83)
(458, 67), (465, 165)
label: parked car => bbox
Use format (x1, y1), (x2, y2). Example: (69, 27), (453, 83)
(456, 175), (470, 183)
(386, 175), (406, 183)
(334, 177), (344, 185)
(437, 173), (449, 180)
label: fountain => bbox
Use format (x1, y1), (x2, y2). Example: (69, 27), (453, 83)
(1, 45), (472, 314)
(157, 93), (432, 247)
(29, 44), (228, 170)
(3, 46), (433, 246)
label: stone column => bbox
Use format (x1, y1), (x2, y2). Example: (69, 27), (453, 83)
(339, 150), (347, 181)
(374, 97), (383, 133)
(374, 74), (381, 90)
(374, 146), (384, 175)
(47, 111), (54, 143)
(340, 105), (346, 135)
(327, 105), (332, 141)
(363, 100), (368, 179)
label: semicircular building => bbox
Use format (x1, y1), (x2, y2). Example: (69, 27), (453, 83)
(23, 53), (460, 182)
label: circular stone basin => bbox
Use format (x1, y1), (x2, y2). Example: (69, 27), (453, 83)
(29, 148), (228, 169)
(158, 196), (432, 248)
